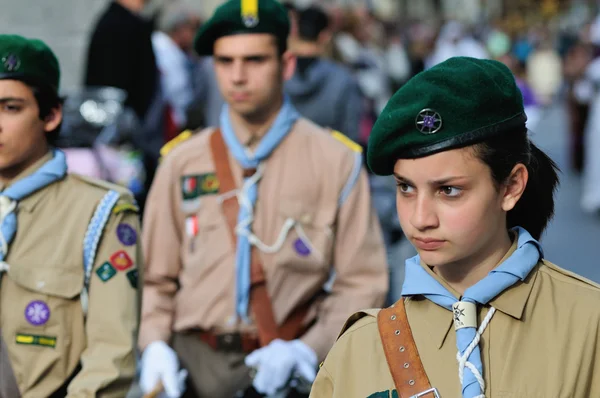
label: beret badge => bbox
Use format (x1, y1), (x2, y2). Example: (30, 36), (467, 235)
(2, 53), (21, 72)
(415, 108), (442, 135)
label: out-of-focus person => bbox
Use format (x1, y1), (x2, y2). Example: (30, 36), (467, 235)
(152, 2), (202, 134)
(137, 0), (388, 396)
(285, 5), (364, 141)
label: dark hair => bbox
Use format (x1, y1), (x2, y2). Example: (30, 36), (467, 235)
(473, 128), (560, 240)
(297, 6), (330, 42)
(26, 81), (64, 146)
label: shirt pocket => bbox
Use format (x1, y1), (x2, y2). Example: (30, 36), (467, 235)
(1, 264), (84, 390)
(273, 198), (335, 273)
(183, 198), (231, 279)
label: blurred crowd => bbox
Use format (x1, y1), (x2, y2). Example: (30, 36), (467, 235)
(58, 0), (600, 303)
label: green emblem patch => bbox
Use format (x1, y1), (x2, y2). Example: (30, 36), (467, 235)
(16, 333), (56, 348)
(126, 269), (138, 289)
(366, 391), (398, 398)
(96, 262), (117, 282)
(181, 173), (220, 200)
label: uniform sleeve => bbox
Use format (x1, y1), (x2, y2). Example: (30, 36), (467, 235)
(300, 165), (389, 361)
(309, 364), (334, 398)
(66, 207), (142, 398)
(138, 157), (184, 350)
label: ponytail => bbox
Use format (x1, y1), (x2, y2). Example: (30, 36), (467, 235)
(474, 129), (560, 240)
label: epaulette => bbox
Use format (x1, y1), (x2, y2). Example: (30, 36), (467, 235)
(160, 129), (193, 159)
(337, 308), (380, 339)
(70, 174), (138, 215)
(331, 130), (363, 153)
(71, 174), (131, 197)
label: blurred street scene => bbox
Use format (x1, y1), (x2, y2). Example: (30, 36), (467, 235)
(1, 1), (598, 293)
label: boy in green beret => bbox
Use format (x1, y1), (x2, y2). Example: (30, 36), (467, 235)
(138, 0), (388, 397)
(0, 35), (141, 398)
(309, 56), (600, 397)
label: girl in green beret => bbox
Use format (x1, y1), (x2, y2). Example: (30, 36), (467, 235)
(310, 56), (600, 398)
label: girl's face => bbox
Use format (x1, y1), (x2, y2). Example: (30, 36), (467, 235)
(394, 146), (527, 271)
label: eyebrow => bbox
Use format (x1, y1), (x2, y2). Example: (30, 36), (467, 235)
(214, 54), (271, 60)
(0, 97), (25, 103)
(393, 173), (469, 185)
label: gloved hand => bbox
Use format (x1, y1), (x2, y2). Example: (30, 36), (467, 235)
(244, 339), (317, 396)
(140, 341), (188, 398)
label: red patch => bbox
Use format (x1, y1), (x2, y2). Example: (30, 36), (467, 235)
(110, 250), (134, 271)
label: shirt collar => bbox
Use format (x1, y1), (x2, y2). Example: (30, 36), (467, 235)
(0, 152), (55, 212)
(417, 233), (540, 348)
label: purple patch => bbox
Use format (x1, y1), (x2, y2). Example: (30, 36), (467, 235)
(294, 238), (311, 257)
(25, 300), (50, 326)
(116, 223), (137, 246)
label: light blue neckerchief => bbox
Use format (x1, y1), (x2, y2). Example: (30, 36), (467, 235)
(0, 149), (68, 261)
(219, 97), (300, 321)
(401, 227), (542, 398)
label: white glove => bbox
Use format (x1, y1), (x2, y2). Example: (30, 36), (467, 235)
(244, 339), (317, 396)
(140, 341), (188, 398)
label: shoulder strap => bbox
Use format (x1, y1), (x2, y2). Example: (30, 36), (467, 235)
(209, 129), (280, 345)
(377, 299), (436, 398)
(81, 190), (121, 316)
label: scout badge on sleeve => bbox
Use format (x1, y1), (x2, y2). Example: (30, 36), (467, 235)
(116, 223), (137, 246)
(110, 250), (134, 271)
(96, 262), (117, 282)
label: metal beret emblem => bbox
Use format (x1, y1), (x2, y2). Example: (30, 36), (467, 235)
(243, 15), (259, 28)
(415, 108), (442, 134)
(2, 53), (21, 72)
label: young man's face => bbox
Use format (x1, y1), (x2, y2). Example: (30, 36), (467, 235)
(213, 33), (295, 120)
(0, 80), (61, 181)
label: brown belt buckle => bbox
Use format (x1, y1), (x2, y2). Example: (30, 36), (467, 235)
(410, 388), (440, 398)
(216, 332), (243, 352)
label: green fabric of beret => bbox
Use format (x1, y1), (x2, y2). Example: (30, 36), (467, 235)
(0, 35), (60, 94)
(194, 0), (290, 56)
(367, 56), (527, 176)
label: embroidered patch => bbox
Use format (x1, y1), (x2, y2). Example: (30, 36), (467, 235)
(366, 391), (390, 398)
(116, 223), (137, 246)
(294, 238), (311, 257)
(96, 262), (117, 282)
(16, 333), (56, 348)
(126, 269), (138, 289)
(181, 173), (220, 200)
(112, 203), (139, 215)
(110, 250), (134, 271)
(24, 301), (50, 326)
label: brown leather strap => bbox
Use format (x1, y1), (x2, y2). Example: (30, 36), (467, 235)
(209, 129), (309, 347)
(377, 299), (435, 398)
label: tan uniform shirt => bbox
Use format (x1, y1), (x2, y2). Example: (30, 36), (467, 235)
(0, 153), (141, 398)
(140, 118), (388, 360)
(311, 248), (600, 397)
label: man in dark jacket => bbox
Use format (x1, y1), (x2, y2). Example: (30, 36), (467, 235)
(284, 5), (364, 141)
(84, 0), (165, 210)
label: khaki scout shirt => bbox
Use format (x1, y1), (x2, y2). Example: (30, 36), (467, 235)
(140, 117), (388, 360)
(311, 244), (600, 397)
(0, 153), (141, 398)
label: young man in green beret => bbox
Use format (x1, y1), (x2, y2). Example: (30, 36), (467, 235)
(0, 35), (141, 398)
(309, 57), (600, 397)
(138, 0), (388, 397)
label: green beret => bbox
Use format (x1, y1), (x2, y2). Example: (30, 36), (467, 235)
(367, 57), (526, 176)
(194, 0), (289, 56)
(0, 35), (60, 94)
